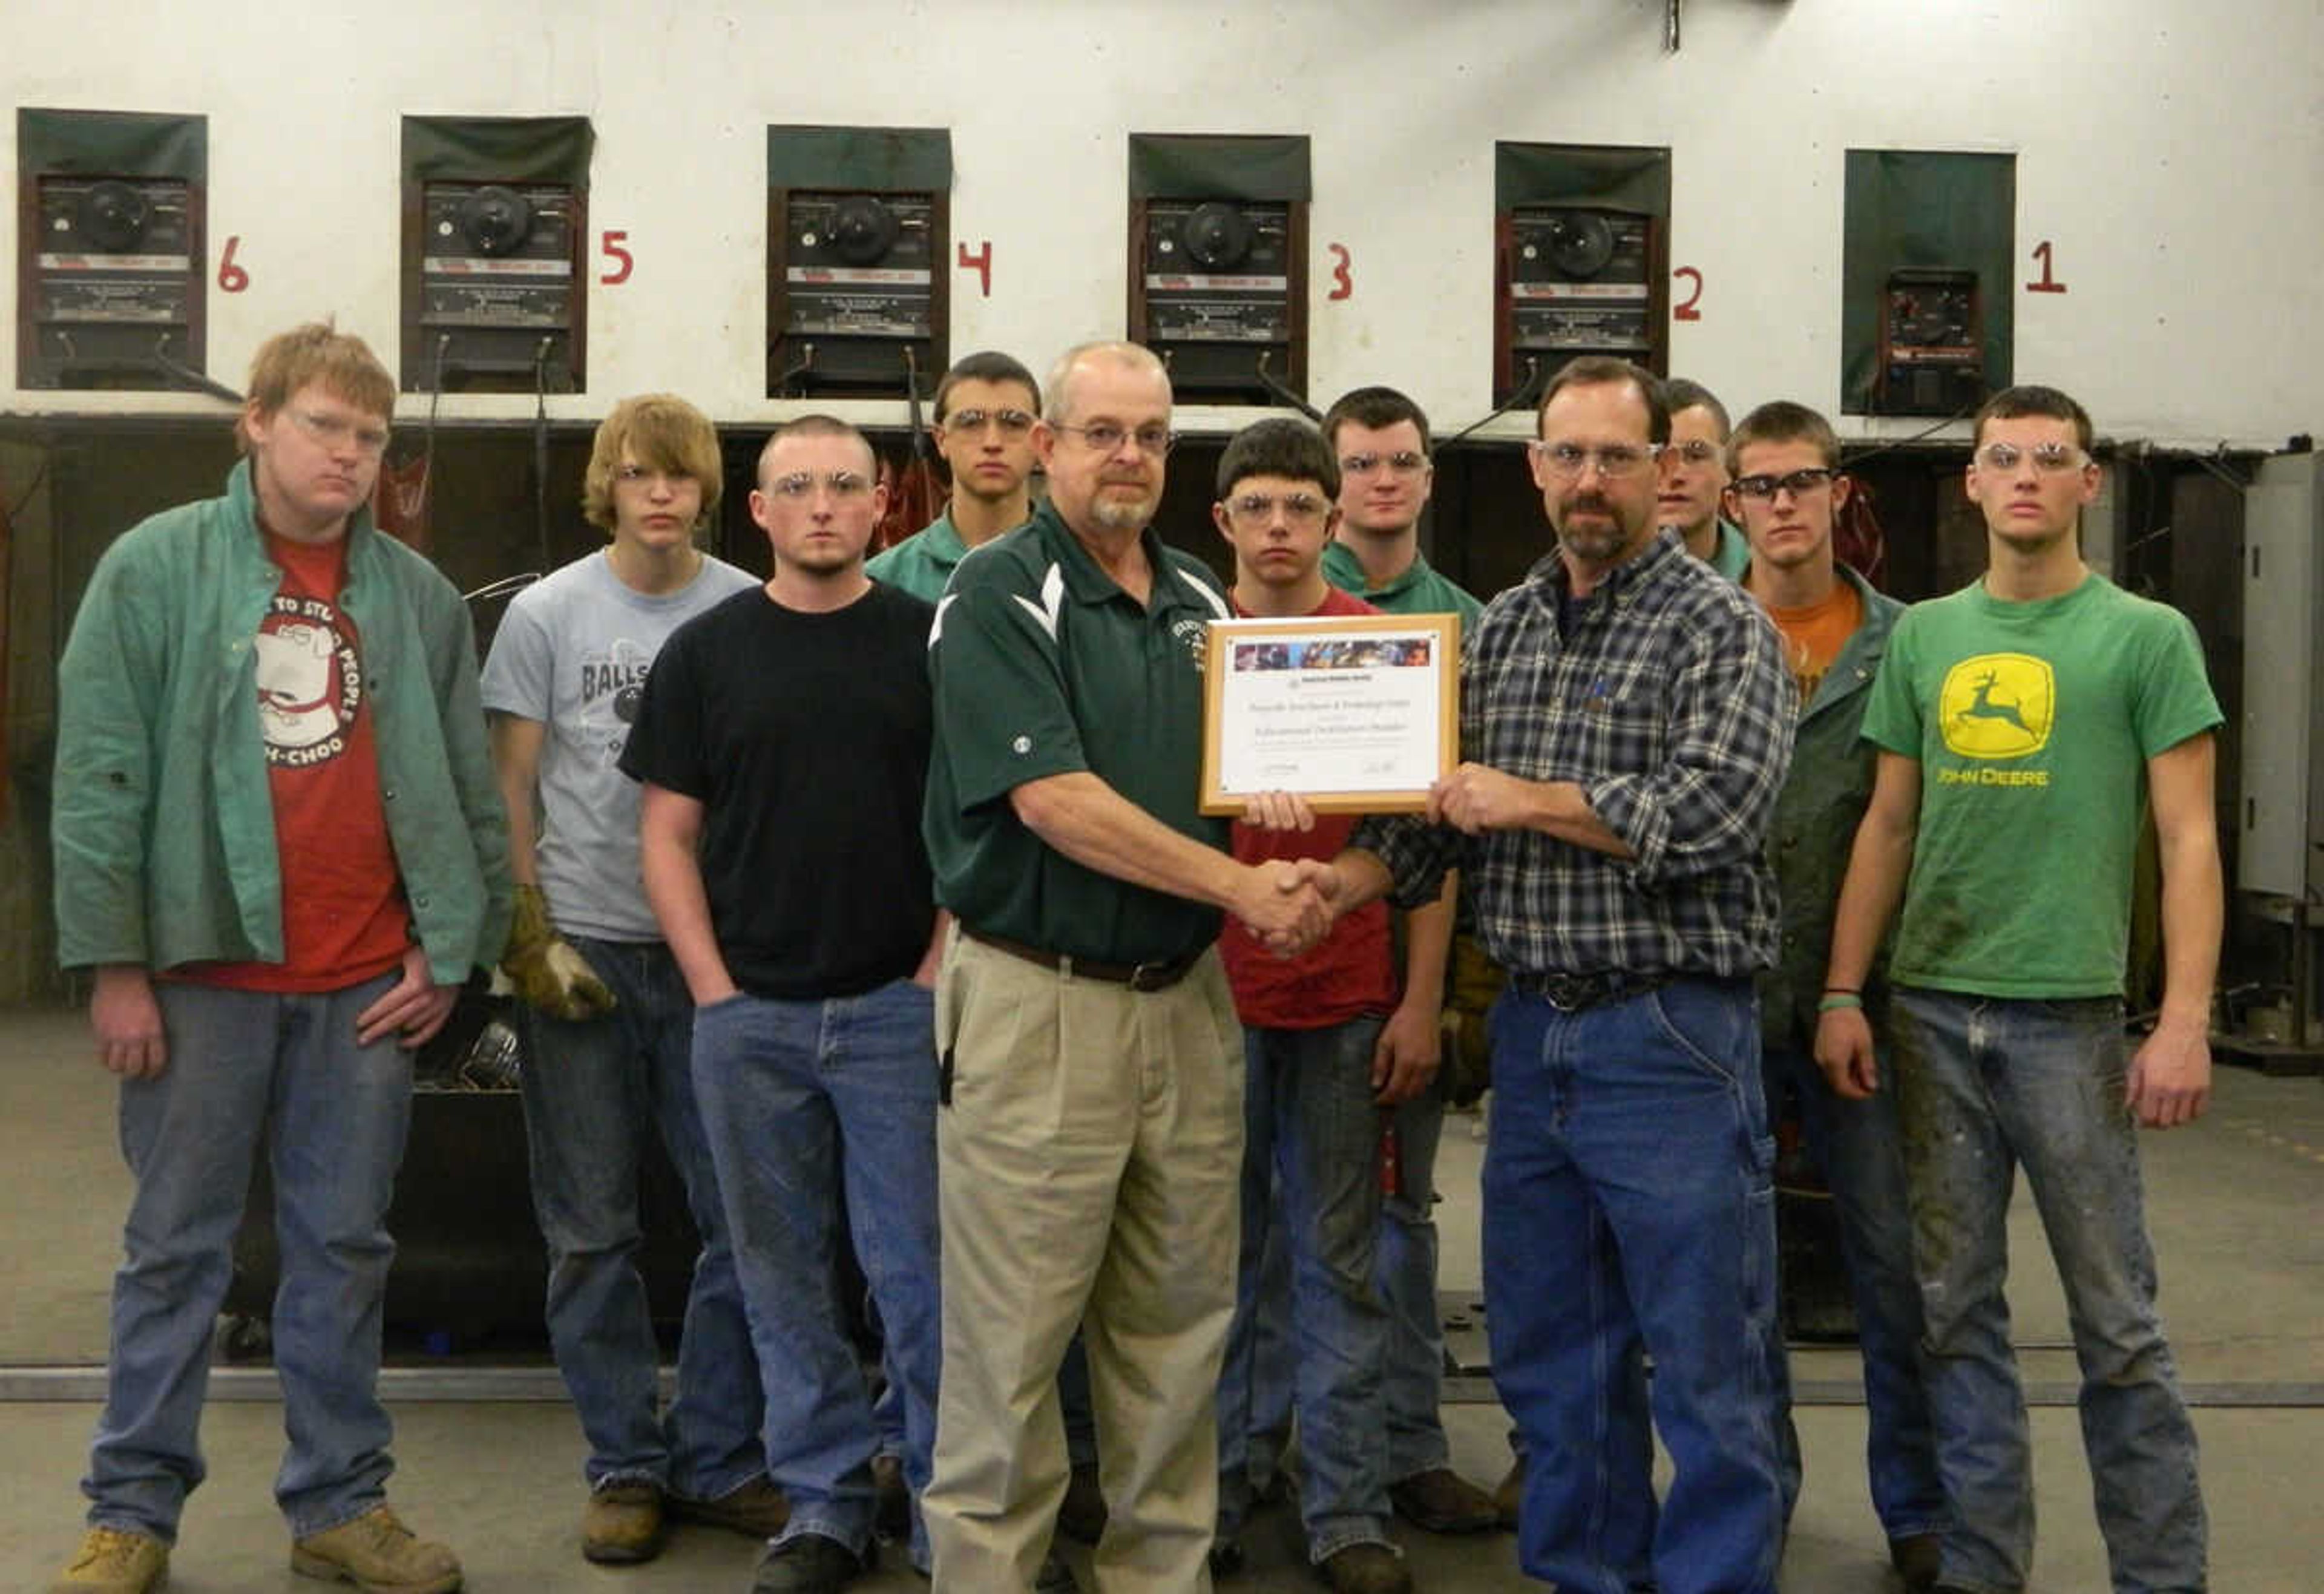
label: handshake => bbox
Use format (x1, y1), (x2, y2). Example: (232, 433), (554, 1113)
(1236, 856), (1348, 958)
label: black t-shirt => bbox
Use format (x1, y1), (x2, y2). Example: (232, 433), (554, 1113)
(620, 580), (936, 999)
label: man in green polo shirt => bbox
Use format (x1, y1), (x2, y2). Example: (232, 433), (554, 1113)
(867, 350), (1041, 602)
(919, 340), (1331, 1593)
(1663, 378), (1750, 580)
(1315, 385), (1503, 1538)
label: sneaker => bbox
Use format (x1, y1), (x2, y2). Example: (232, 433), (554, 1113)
(1036, 1547), (1079, 1592)
(1889, 1533), (1943, 1593)
(582, 1481), (665, 1565)
(1317, 1541), (1414, 1594)
(50, 1526), (168, 1594)
(870, 1455), (911, 1544)
(1387, 1467), (1499, 1535)
(1056, 1461), (1106, 1545)
(1492, 1457), (1523, 1530)
(750, 1532), (868, 1594)
(290, 1506), (462, 1593)
(671, 1475), (792, 1538)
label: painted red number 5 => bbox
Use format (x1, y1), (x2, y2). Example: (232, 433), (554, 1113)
(599, 230), (634, 286)
(1672, 266), (1704, 321)
(217, 235), (248, 293)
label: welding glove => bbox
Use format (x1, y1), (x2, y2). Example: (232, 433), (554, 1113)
(502, 883), (617, 1020)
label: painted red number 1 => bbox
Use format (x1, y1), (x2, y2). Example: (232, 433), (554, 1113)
(217, 235), (248, 293)
(957, 240), (993, 298)
(599, 230), (634, 285)
(2026, 240), (2067, 294)
(1672, 266), (1704, 320)
(1327, 242), (1353, 301)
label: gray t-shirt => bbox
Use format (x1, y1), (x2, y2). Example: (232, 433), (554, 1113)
(481, 549), (759, 940)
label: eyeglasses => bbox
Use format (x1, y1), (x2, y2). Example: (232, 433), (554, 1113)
(1051, 421), (1175, 457)
(287, 407), (391, 456)
(1529, 441), (1663, 479)
(940, 407), (1035, 438)
(1668, 439), (1722, 467)
(1227, 491), (1331, 525)
(763, 470), (873, 500)
(1339, 450), (1428, 477)
(1731, 467), (1837, 500)
(1975, 441), (2090, 474)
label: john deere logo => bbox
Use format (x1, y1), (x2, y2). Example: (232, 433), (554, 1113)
(1940, 654), (2053, 758)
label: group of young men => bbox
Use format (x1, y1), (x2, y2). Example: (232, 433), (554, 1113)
(47, 318), (2220, 1594)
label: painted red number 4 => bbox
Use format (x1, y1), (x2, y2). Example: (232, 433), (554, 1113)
(2026, 240), (2066, 294)
(599, 231), (634, 285)
(957, 240), (993, 298)
(217, 235), (248, 293)
(1672, 266), (1704, 321)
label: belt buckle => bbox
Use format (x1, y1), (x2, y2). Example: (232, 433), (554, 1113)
(1543, 972), (1612, 1012)
(1126, 959), (1171, 993)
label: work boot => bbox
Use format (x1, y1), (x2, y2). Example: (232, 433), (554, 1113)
(870, 1454), (911, 1543)
(1036, 1547), (1080, 1590)
(582, 1480), (665, 1564)
(1317, 1541), (1414, 1594)
(671, 1475), (792, 1538)
(50, 1526), (168, 1594)
(1889, 1533), (1943, 1593)
(290, 1505), (462, 1593)
(1056, 1461), (1106, 1544)
(1492, 1457), (1523, 1530)
(749, 1532), (868, 1593)
(1387, 1466), (1499, 1534)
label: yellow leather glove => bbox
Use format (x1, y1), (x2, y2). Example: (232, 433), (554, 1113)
(501, 884), (617, 1020)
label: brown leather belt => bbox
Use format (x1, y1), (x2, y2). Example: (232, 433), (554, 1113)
(962, 927), (1204, 993)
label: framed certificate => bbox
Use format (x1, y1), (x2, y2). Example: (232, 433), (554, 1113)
(1199, 612), (1459, 815)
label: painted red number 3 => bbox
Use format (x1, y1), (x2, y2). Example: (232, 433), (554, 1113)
(217, 235), (248, 293)
(2026, 240), (2067, 294)
(599, 231), (634, 286)
(1672, 266), (1704, 321)
(1327, 242), (1353, 301)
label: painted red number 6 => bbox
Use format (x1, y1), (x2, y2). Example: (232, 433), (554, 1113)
(600, 230), (634, 286)
(1672, 266), (1704, 321)
(217, 235), (248, 293)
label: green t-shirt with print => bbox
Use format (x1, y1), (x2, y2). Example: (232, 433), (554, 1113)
(1862, 573), (2220, 998)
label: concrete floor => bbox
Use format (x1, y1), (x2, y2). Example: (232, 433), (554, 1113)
(4, 1003), (2320, 1591)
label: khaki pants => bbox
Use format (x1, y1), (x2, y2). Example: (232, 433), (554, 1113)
(924, 929), (1244, 1592)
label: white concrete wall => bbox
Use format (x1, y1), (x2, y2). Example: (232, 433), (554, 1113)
(4, 0), (2317, 447)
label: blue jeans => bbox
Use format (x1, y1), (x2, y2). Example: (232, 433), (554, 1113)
(1888, 989), (2206, 1594)
(691, 980), (942, 1569)
(520, 938), (763, 1500)
(1762, 1039), (1948, 1543)
(1483, 979), (1782, 1594)
(84, 974), (413, 1541)
(1239, 1179), (1297, 1489)
(1216, 1018), (1393, 1561)
(1378, 1075), (1454, 1481)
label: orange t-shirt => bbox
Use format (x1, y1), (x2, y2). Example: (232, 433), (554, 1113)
(1763, 579), (1863, 709)
(189, 532), (412, 992)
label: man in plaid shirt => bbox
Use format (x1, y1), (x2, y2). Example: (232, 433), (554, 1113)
(1316, 356), (1797, 1594)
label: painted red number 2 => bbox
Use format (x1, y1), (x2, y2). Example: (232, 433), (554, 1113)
(599, 230), (634, 286)
(217, 235), (248, 293)
(1672, 266), (1704, 321)
(957, 240), (993, 298)
(2026, 240), (2067, 294)
(1327, 242), (1353, 301)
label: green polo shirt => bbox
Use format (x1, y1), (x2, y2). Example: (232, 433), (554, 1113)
(1321, 539), (1483, 626)
(925, 503), (1232, 963)
(866, 510), (974, 603)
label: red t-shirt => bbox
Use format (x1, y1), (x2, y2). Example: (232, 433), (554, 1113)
(189, 531), (412, 992)
(1218, 586), (1399, 1029)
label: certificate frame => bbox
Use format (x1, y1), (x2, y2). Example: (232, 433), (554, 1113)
(1199, 612), (1460, 816)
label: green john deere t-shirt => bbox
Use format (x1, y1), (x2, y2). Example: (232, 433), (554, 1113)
(924, 503), (1231, 964)
(1862, 573), (2221, 998)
